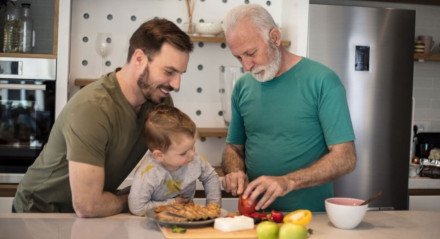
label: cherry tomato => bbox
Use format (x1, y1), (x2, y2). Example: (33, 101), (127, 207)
(238, 195), (257, 215)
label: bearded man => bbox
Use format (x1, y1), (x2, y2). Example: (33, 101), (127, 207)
(13, 18), (193, 217)
(220, 4), (357, 212)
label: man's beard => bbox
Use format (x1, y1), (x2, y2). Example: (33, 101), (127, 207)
(251, 42), (282, 82)
(137, 66), (173, 103)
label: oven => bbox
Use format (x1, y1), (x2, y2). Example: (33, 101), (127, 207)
(0, 57), (56, 179)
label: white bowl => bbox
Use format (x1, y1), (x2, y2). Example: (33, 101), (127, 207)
(325, 197), (368, 230)
(195, 22), (223, 36)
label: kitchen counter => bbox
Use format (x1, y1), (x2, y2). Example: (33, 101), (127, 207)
(1, 210), (439, 239)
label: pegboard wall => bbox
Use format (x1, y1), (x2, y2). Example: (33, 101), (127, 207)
(69, 0), (291, 166)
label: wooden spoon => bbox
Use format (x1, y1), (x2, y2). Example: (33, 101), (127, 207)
(360, 191), (383, 206)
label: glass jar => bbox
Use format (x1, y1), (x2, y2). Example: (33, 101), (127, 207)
(19, 3), (33, 53)
(3, 4), (21, 53)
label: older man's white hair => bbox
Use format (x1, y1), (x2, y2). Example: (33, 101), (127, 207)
(222, 4), (278, 42)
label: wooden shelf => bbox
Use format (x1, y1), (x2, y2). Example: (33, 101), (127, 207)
(0, 53), (57, 59)
(198, 127), (227, 138)
(414, 53), (440, 62)
(189, 35), (291, 47)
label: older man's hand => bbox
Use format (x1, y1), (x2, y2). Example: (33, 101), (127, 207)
(222, 171), (248, 196)
(242, 175), (290, 210)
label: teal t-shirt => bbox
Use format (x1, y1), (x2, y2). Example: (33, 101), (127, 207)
(226, 58), (355, 212)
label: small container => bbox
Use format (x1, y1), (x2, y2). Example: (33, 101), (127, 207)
(195, 22), (223, 36)
(325, 197), (368, 230)
(3, 4), (21, 53)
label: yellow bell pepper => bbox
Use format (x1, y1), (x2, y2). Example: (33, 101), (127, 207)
(283, 209), (312, 227)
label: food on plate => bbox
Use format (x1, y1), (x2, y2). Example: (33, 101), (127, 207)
(278, 223), (308, 239)
(154, 202), (221, 222)
(214, 215), (255, 232)
(171, 225), (187, 233)
(238, 195), (257, 215)
(283, 209), (312, 227)
(256, 221), (279, 239)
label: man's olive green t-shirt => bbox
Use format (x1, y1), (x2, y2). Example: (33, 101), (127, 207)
(13, 70), (172, 212)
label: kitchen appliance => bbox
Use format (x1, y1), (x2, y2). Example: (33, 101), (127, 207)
(0, 57), (56, 178)
(308, 4), (415, 210)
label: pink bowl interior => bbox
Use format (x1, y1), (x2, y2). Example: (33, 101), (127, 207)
(327, 197), (364, 206)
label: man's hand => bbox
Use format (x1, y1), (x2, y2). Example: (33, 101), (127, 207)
(241, 175), (290, 210)
(241, 141), (356, 210)
(222, 171), (248, 196)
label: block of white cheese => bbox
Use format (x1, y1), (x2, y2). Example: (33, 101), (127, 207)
(214, 215), (254, 232)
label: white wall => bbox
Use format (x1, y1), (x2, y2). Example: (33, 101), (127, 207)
(68, 0), (308, 167)
(55, 0), (72, 117)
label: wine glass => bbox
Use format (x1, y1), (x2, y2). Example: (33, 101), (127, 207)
(95, 33), (113, 76)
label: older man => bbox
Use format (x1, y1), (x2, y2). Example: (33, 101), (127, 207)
(221, 4), (356, 212)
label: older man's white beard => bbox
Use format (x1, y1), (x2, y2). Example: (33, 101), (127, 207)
(251, 46), (282, 82)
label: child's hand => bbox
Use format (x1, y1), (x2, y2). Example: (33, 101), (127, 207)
(174, 196), (190, 204)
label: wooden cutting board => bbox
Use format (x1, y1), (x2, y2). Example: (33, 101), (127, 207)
(159, 226), (257, 239)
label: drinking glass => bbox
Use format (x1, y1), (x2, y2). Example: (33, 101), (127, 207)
(219, 66), (244, 125)
(95, 33), (113, 75)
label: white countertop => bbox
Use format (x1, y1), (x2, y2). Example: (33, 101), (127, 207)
(1, 211), (439, 239)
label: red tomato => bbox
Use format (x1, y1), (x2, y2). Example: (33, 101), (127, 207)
(238, 195), (257, 215)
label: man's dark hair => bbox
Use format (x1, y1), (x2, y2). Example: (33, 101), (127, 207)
(127, 18), (194, 62)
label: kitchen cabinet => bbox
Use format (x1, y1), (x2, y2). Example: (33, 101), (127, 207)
(0, 0), (59, 58)
(409, 195), (440, 211)
(0, 184), (17, 197)
(0, 197), (13, 213)
(408, 177), (440, 211)
(367, 0), (440, 6)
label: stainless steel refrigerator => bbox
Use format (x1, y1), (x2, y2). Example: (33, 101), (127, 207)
(308, 4), (415, 210)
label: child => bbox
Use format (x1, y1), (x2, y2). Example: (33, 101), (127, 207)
(128, 105), (221, 216)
